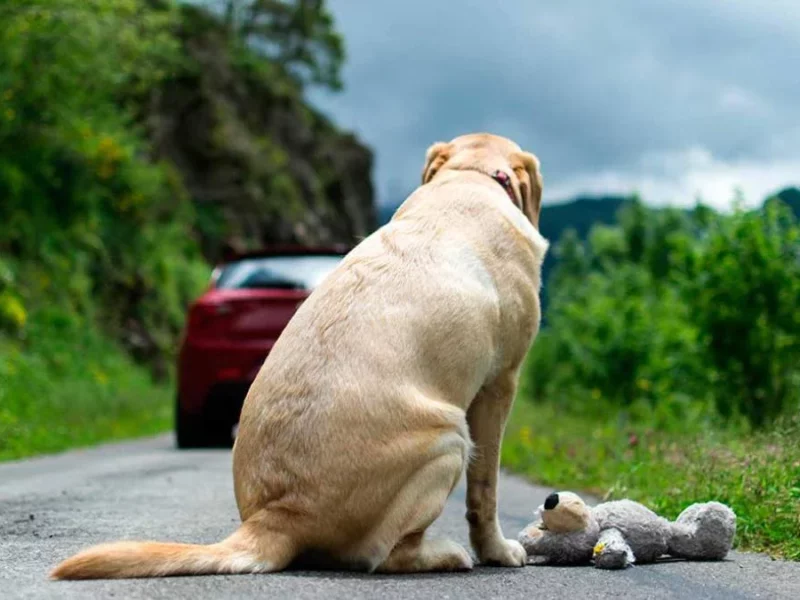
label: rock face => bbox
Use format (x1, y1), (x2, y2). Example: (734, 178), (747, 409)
(144, 7), (375, 261)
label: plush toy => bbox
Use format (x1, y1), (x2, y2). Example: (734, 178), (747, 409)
(518, 491), (736, 569)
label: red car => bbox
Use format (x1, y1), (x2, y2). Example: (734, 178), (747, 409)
(175, 245), (350, 448)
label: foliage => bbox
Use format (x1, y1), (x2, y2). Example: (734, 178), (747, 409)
(0, 0), (371, 373)
(0, 0), (372, 459)
(0, 0), (209, 372)
(219, 0), (345, 91)
(528, 197), (800, 429)
(152, 1), (373, 260)
(0, 298), (172, 461)
(689, 202), (800, 426)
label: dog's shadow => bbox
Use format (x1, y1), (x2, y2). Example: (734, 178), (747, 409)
(275, 550), (735, 581)
(280, 551), (529, 581)
(278, 566), (525, 582)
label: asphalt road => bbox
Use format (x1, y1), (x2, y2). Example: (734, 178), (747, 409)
(1, 435), (798, 599)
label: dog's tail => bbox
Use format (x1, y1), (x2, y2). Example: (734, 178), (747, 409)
(50, 518), (296, 580)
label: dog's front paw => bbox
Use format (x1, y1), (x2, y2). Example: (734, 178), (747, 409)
(479, 538), (527, 567)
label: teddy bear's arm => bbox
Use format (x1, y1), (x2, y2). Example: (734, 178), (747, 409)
(518, 523), (554, 563)
(593, 528), (635, 569)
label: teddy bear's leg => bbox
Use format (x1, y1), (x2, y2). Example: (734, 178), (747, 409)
(465, 373), (526, 567)
(668, 502), (736, 560)
(593, 528), (635, 569)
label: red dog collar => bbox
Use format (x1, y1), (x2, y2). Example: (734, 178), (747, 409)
(491, 170), (518, 204)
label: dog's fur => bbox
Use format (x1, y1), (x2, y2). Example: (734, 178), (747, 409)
(51, 133), (549, 579)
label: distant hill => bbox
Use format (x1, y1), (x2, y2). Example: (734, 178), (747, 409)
(376, 193), (630, 233)
(537, 195), (632, 291)
(375, 192), (630, 314)
(538, 195), (631, 241)
(770, 187), (800, 218)
(375, 193), (631, 278)
(374, 187), (800, 306)
(378, 185), (799, 241)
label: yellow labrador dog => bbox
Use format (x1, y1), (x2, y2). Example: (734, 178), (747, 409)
(51, 132), (549, 579)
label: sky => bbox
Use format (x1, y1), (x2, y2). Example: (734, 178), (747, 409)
(309, 0), (800, 210)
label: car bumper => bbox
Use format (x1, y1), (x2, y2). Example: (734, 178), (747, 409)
(177, 338), (275, 416)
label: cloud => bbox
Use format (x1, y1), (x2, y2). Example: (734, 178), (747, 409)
(546, 147), (800, 211)
(310, 0), (800, 209)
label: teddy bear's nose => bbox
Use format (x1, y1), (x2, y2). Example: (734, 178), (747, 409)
(544, 493), (559, 510)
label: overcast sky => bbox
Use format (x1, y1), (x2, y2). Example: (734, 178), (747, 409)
(310, 0), (800, 209)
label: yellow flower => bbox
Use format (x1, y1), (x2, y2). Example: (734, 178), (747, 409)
(98, 136), (123, 160)
(0, 293), (26, 329)
(520, 426), (532, 445)
(90, 366), (109, 386)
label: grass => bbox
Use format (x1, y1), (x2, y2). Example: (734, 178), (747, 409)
(502, 392), (800, 561)
(0, 309), (173, 462)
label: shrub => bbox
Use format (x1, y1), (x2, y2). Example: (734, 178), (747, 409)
(528, 198), (800, 428)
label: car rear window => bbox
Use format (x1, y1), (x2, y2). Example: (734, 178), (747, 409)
(214, 255), (344, 291)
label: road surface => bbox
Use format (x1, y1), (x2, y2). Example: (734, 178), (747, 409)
(1, 435), (798, 599)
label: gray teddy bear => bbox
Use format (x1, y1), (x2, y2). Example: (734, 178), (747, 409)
(518, 491), (736, 569)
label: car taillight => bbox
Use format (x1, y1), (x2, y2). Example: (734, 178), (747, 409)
(217, 366), (244, 380)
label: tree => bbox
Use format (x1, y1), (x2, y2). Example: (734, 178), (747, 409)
(209, 0), (344, 90)
(689, 200), (800, 427)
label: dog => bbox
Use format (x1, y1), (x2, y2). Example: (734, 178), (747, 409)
(51, 132), (549, 579)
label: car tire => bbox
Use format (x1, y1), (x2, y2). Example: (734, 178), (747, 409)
(175, 396), (216, 449)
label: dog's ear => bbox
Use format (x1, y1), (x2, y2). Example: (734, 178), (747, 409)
(516, 152), (543, 228)
(421, 142), (452, 184)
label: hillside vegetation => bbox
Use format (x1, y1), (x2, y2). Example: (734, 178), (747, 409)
(0, 0), (373, 459)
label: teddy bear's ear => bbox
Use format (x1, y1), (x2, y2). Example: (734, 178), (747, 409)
(533, 504), (545, 522)
(544, 493), (560, 510)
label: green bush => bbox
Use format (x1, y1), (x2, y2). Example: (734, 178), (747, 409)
(528, 198), (800, 429)
(0, 303), (173, 461)
(689, 200), (800, 426)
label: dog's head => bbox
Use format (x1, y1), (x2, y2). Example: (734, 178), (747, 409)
(421, 133), (543, 228)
